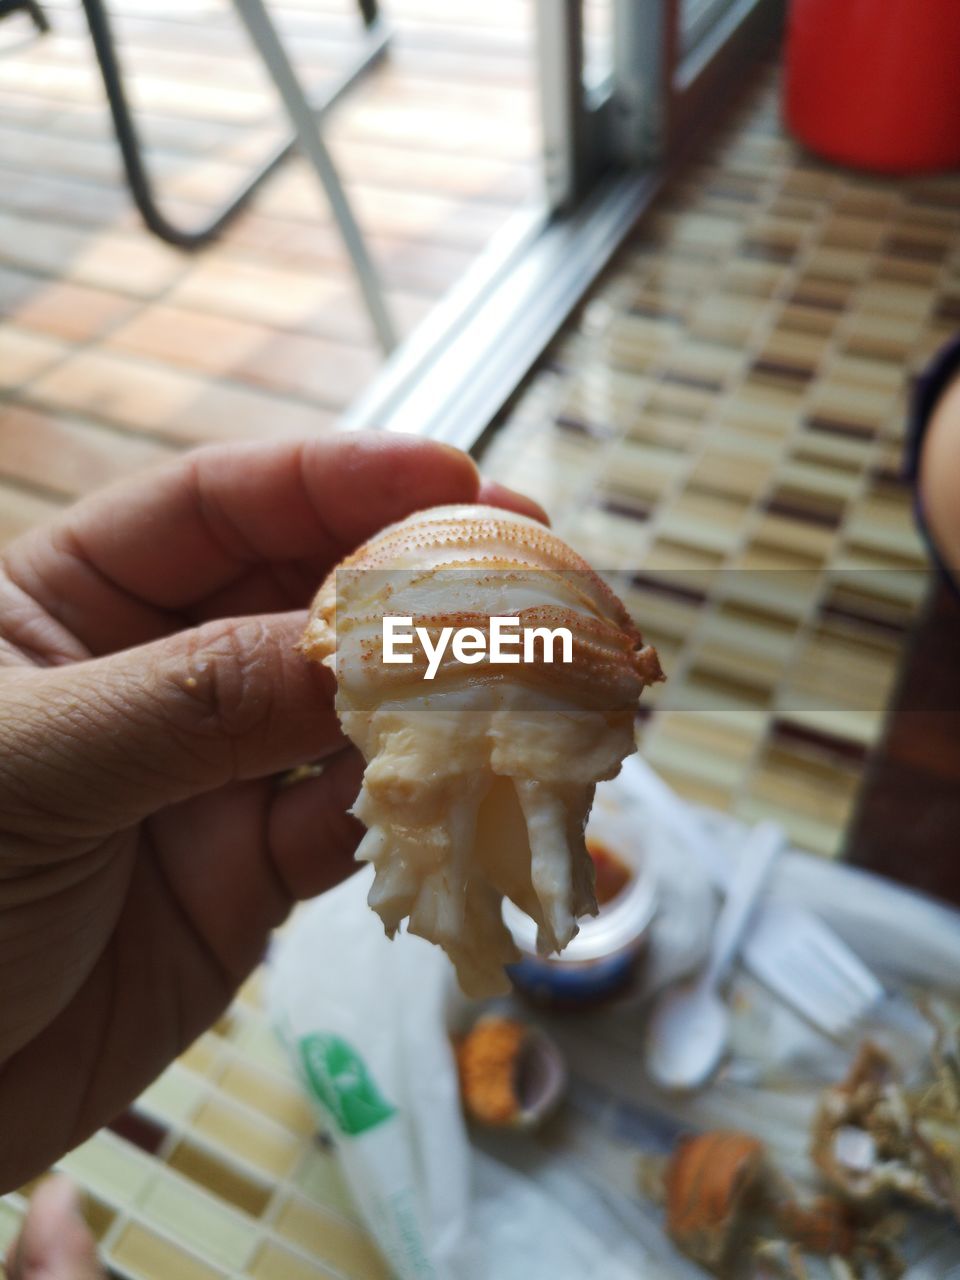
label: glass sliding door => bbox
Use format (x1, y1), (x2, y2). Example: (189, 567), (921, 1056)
(669, 0), (783, 138)
(681, 0), (741, 52)
(353, 0), (782, 446)
(535, 0), (783, 207)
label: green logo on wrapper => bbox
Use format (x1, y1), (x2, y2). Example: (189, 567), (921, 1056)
(298, 1033), (396, 1136)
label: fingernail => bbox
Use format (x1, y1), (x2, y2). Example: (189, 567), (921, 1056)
(479, 481), (551, 526)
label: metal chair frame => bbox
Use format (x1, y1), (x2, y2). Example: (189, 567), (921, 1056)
(80, 0), (397, 351)
(0, 0), (49, 32)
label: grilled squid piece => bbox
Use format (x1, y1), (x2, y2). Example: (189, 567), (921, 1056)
(300, 504), (663, 996)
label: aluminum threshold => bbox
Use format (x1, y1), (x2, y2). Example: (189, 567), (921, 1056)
(341, 166), (664, 455)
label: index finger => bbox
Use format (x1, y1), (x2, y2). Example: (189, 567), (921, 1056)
(3, 433), (480, 657)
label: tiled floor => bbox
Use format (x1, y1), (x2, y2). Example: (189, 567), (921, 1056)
(0, 3), (542, 1274)
(483, 69), (951, 861)
(3, 972), (391, 1280)
(0, 0), (539, 537)
(1, 29), (958, 1280)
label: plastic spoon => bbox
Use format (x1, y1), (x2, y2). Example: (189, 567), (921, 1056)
(644, 821), (784, 1091)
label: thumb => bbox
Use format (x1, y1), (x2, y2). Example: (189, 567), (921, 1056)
(6, 1176), (104, 1280)
(2, 611), (343, 839)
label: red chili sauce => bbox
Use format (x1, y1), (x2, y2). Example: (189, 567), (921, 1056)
(587, 839), (633, 908)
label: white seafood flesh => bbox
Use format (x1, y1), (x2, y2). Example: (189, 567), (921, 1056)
(301, 504), (663, 996)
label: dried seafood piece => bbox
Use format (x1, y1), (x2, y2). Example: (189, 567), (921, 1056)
(663, 1131), (768, 1270)
(811, 1036), (960, 1218)
(752, 1238), (810, 1280)
(770, 1202), (906, 1280)
(776, 1198), (858, 1257)
(302, 504), (662, 996)
(914, 1004), (960, 1203)
(655, 1129), (906, 1279)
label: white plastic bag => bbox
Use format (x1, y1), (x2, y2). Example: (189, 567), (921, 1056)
(269, 867), (467, 1279)
(268, 867), (651, 1280)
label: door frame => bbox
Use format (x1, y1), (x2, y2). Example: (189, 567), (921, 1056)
(345, 0), (784, 451)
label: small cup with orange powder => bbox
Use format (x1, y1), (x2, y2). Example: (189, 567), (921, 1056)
(454, 1014), (566, 1130)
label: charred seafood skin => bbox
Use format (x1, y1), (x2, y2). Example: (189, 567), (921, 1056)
(658, 1130), (907, 1279)
(300, 504), (663, 997)
(663, 1131), (768, 1271)
(811, 1029), (960, 1219)
(655, 1025), (960, 1278)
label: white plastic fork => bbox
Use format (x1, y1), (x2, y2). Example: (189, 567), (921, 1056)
(626, 758), (885, 1040)
(645, 822), (784, 1090)
(742, 901), (884, 1039)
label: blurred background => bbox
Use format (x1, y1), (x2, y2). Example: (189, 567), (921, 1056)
(1, 0), (960, 1273)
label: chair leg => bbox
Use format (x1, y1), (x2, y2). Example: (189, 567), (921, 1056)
(25, 0), (50, 32)
(232, 0), (398, 353)
(0, 0), (49, 30)
(79, 0), (390, 294)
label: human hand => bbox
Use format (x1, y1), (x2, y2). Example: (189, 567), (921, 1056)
(5, 1177), (103, 1280)
(920, 368), (960, 577)
(0, 431), (543, 1191)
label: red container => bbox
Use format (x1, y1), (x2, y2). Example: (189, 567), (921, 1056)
(784, 0), (960, 174)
